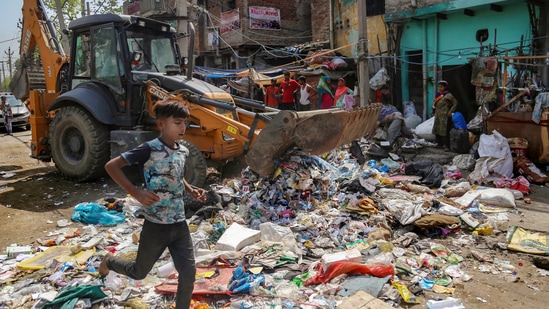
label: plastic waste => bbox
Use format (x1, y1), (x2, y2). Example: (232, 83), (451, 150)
(459, 213), (480, 228)
(304, 261), (394, 285)
(427, 297), (465, 309)
(471, 250), (493, 263)
(392, 281), (419, 304)
(472, 226), (493, 236)
(71, 202), (125, 226)
(452, 112), (467, 129)
(157, 261), (176, 278)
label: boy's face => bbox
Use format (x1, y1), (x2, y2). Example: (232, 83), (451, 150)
(157, 116), (187, 143)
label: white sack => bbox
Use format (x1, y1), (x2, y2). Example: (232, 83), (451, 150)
(413, 117), (436, 142)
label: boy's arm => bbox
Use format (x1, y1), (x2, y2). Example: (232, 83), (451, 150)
(105, 156), (159, 206)
(183, 178), (207, 202)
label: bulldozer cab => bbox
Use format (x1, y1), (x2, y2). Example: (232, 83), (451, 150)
(67, 14), (183, 127)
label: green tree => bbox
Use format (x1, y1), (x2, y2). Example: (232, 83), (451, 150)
(42, 0), (123, 51)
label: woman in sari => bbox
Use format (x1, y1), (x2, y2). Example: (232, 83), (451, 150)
(334, 77), (353, 108)
(317, 76), (335, 109)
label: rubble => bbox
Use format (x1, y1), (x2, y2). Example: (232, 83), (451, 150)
(1, 133), (549, 308)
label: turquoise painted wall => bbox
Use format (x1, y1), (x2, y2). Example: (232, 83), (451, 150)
(399, 2), (531, 113)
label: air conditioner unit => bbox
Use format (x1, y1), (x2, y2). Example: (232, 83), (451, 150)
(140, 0), (166, 17)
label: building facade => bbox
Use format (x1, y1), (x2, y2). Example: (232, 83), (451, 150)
(385, 0), (545, 121)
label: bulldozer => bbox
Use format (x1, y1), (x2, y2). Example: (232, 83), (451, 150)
(11, 0), (381, 187)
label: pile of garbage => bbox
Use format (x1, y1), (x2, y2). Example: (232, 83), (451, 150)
(1, 132), (549, 308)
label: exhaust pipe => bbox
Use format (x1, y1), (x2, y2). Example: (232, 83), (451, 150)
(187, 22), (195, 80)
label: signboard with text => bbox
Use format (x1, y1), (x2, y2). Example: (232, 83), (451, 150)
(249, 6), (281, 30)
(220, 9), (240, 34)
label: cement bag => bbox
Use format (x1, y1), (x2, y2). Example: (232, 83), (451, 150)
(477, 130), (513, 178)
(477, 188), (516, 208)
(413, 117), (436, 141)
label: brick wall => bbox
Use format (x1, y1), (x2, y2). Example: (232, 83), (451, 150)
(310, 0), (331, 42)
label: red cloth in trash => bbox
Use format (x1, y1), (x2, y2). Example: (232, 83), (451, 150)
(304, 262), (394, 286)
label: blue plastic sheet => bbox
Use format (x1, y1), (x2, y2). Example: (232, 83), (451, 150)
(71, 202), (125, 226)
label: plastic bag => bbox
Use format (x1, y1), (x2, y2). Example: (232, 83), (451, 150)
(404, 160), (444, 188)
(452, 154), (475, 171)
(403, 101), (418, 117)
(452, 112), (467, 129)
(413, 117), (436, 141)
(71, 202), (125, 226)
(404, 114), (423, 129)
(343, 95), (355, 111)
(494, 176), (530, 194)
(369, 67), (390, 91)
(304, 261), (394, 285)
(469, 131), (515, 183)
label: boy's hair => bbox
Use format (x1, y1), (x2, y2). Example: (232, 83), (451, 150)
(153, 99), (190, 119)
(298, 76), (306, 82)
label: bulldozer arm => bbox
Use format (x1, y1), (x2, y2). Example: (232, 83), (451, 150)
(246, 105), (381, 176)
(9, 65), (30, 100)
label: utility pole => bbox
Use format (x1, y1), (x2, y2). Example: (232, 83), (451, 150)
(5, 47), (14, 79)
(357, 0), (370, 107)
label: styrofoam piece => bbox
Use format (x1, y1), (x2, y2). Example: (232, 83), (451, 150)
(215, 223), (261, 251)
(321, 248), (362, 272)
(6, 246), (33, 258)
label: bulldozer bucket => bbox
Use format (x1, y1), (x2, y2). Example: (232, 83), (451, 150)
(9, 66), (30, 100)
(246, 105), (382, 176)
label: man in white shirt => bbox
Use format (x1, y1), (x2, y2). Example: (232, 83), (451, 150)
(297, 75), (317, 111)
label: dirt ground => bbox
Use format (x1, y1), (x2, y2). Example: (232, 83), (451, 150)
(1, 130), (549, 308)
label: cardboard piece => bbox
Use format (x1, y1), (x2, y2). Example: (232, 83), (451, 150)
(17, 246), (95, 270)
(337, 290), (397, 309)
(215, 223), (261, 251)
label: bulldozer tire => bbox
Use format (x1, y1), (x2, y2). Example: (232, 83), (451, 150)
(180, 139), (207, 188)
(49, 106), (110, 182)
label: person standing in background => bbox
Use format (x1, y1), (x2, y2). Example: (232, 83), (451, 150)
(431, 80), (458, 151)
(280, 71), (300, 110)
(334, 77), (353, 108)
(317, 76), (335, 109)
(1, 96), (13, 136)
(297, 75), (317, 111)
(264, 79), (280, 108)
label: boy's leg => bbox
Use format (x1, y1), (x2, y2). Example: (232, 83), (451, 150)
(168, 221), (196, 309)
(106, 220), (169, 280)
(7, 117), (12, 134)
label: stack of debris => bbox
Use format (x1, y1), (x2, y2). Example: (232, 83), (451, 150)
(1, 132), (549, 308)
